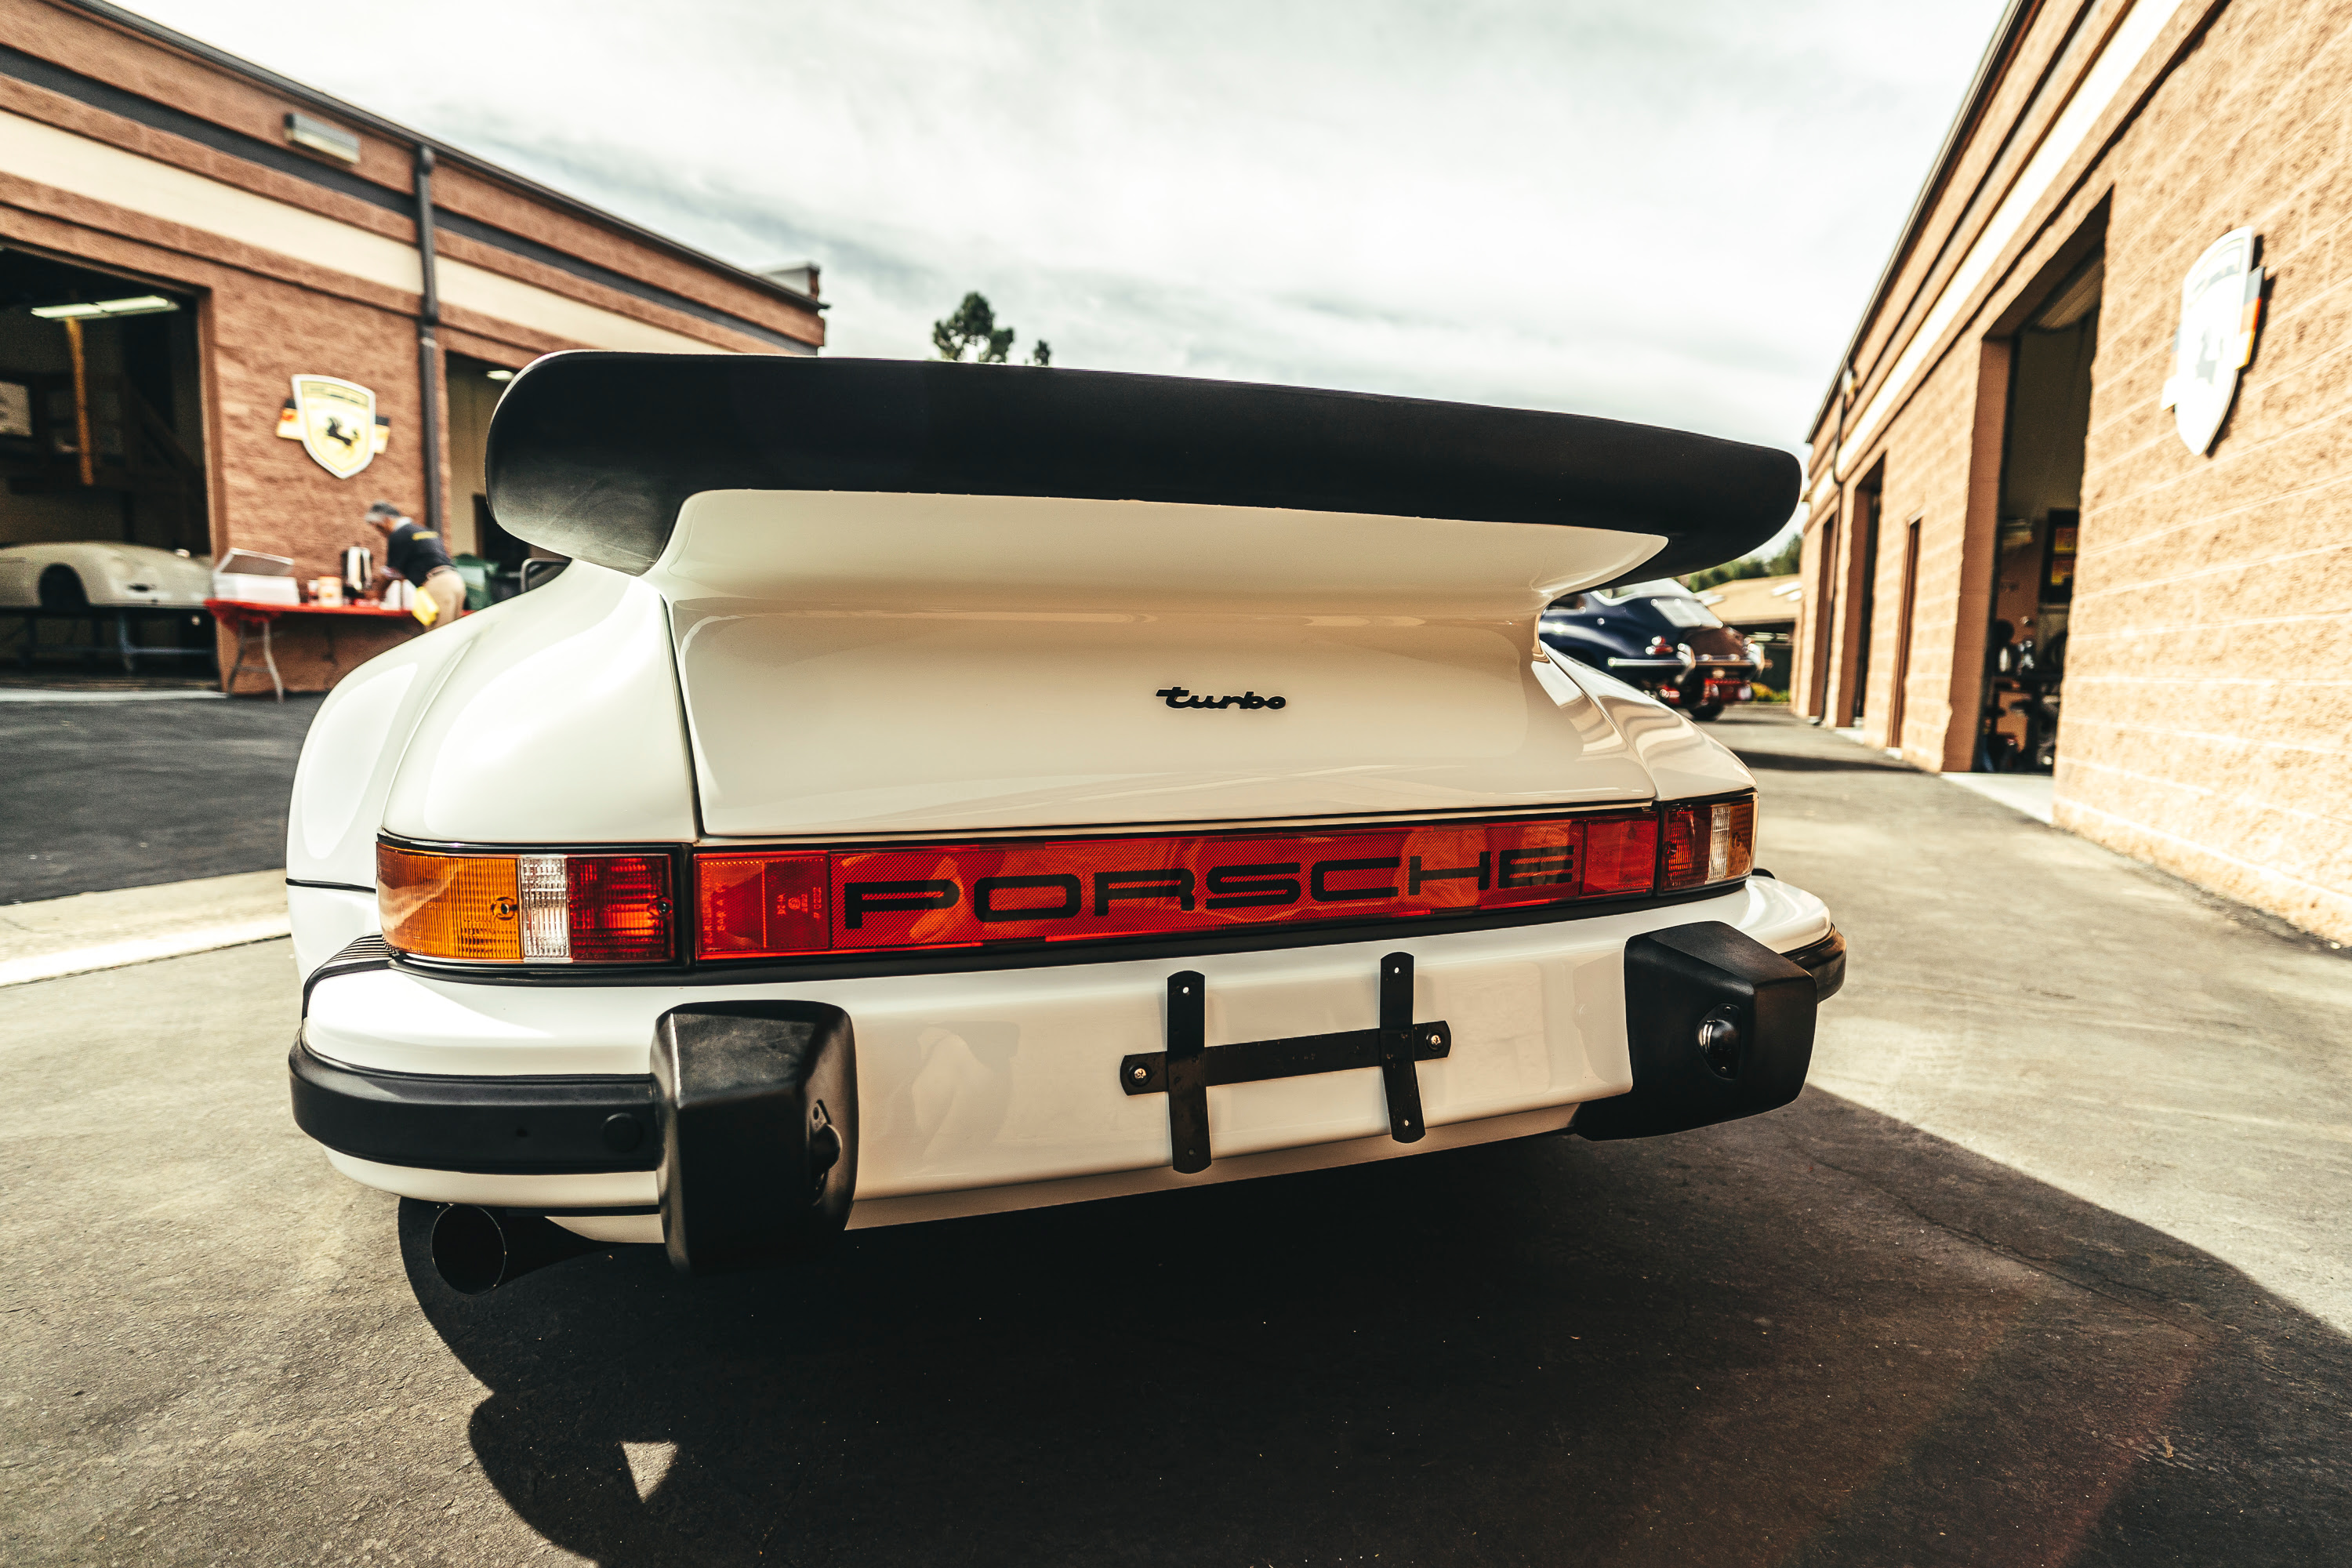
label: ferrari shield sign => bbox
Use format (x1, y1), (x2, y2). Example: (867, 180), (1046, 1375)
(280, 375), (381, 479)
(2159, 229), (2265, 456)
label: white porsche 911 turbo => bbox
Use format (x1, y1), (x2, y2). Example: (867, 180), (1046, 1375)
(285, 354), (1844, 1294)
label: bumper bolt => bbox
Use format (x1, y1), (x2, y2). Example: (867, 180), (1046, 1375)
(1696, 1011), (1742, 1079)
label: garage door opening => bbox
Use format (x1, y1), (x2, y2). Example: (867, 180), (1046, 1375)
(0, 248), (212, 677)
(1979, 253), (2100, 773)
(442, 351), (539, 607)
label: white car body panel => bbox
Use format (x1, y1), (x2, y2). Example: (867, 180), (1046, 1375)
(1544, 652), (1756, 800)
(0, 542), (212, 608)
(657, 491), (1663, 836)
(285, 609), (492, 888)
(379, 567), (695, 846)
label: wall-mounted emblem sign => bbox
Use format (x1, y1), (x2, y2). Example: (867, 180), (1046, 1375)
(274, 375), (390, 478)
(2158, 228), (2265, 456)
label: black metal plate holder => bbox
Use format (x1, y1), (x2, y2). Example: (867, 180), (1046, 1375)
(1120, 953), (1450, 1174)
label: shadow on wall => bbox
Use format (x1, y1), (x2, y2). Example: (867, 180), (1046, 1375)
(405, 1091), (2350, 1567)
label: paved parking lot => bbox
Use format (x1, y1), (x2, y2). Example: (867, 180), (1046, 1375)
(0, 695), (321, 905)
(3, 709), (2347, 1565)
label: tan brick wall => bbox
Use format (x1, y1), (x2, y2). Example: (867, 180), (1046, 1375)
(201, 252), (439, 692)
(1798, 0), (2352, 943)
(2054, 0), (2352, 942)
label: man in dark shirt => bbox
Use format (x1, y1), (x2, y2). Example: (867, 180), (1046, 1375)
(364, 499), (466, 626)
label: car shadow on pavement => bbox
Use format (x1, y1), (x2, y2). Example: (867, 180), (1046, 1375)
(1727, 748), (1915, 775)
(405, 1088), (2352, 1567)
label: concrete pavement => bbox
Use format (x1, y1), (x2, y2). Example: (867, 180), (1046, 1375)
(2, 708), (2348, 1566)
(1748, 709), (2352, 1334)
(0, 871), (292, 988)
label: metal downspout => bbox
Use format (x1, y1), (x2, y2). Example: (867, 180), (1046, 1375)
(413, 147), (445, 538)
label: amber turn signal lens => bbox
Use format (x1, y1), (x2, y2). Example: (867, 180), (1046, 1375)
(378, 845), (521, 962)
(376, 844), (675, 964)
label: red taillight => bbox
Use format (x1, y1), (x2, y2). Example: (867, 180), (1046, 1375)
(696, 851), (829, 958)
(1582, 815), (1658, 896)
(376, 845), (675, 964)
(691, 811), (1668, 960)
(383, 800), (1754, 971)
(564, 854), (676, 962)
(1661, 797), (1756, 891)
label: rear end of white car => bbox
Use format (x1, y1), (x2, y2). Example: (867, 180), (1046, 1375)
(283, 354), (1842, 1290)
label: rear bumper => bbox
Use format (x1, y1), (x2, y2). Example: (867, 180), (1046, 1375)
(292, 923), (1849, 1179)
(293, 879), (1844, 1225)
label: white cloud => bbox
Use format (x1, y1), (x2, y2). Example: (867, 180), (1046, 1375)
(128, 0), (2005, 460)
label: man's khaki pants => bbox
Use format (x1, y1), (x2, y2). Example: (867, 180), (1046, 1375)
(419, 566), (466, 627)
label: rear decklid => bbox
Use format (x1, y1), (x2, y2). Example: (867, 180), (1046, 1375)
(487, 355), (1796, 838)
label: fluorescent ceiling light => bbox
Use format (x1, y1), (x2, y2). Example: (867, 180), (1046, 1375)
(485, 368), (516, 381)
(30, 296), (180, 320)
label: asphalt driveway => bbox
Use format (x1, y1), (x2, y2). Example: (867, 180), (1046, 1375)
(0, 696), (320, 904)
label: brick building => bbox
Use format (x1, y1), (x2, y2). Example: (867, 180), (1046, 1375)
(1794, 0), (2352, 943)
(1, 0), (822, 690)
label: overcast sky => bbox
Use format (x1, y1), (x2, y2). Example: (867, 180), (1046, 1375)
(132, 0), (2004, 495)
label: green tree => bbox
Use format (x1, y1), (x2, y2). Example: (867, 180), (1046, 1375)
(932, 292), (1050, 365)
(1683, 534), (1800, 591)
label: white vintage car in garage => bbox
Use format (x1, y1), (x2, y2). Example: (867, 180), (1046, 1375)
(284, 354), (1844, 1294)
(0, 540), (210, 608)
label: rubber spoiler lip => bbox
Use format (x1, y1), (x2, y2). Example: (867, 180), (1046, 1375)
(485, 354), (1800, 579)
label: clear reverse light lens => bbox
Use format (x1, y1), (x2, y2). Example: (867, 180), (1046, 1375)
(517, 855), (570, 961)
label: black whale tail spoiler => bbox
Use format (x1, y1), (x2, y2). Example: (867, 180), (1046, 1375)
(484, 354), (1802, 582)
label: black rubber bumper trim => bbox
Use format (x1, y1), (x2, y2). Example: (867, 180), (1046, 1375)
(288, 1036), (659, 1175)
(302, 934), (394, 1015)
(1783, 926), (1847, 1003)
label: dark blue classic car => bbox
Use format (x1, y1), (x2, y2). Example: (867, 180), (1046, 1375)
(1539, 579), (1763, 721)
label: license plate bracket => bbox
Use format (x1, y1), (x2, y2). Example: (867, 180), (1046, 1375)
(1120, 953), (1450, 1174)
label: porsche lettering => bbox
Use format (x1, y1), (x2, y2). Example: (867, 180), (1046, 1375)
(785, 814), (1653, 955)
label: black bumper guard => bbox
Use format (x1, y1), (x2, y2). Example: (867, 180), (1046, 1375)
(1573, 920), (1827, 1140)
(650, 1002), (857, 1276)
(289, 1001), (860, 1278)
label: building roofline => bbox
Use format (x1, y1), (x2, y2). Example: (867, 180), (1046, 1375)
(64, 0), (824, 315)
(1806, 0), (2039, 443)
